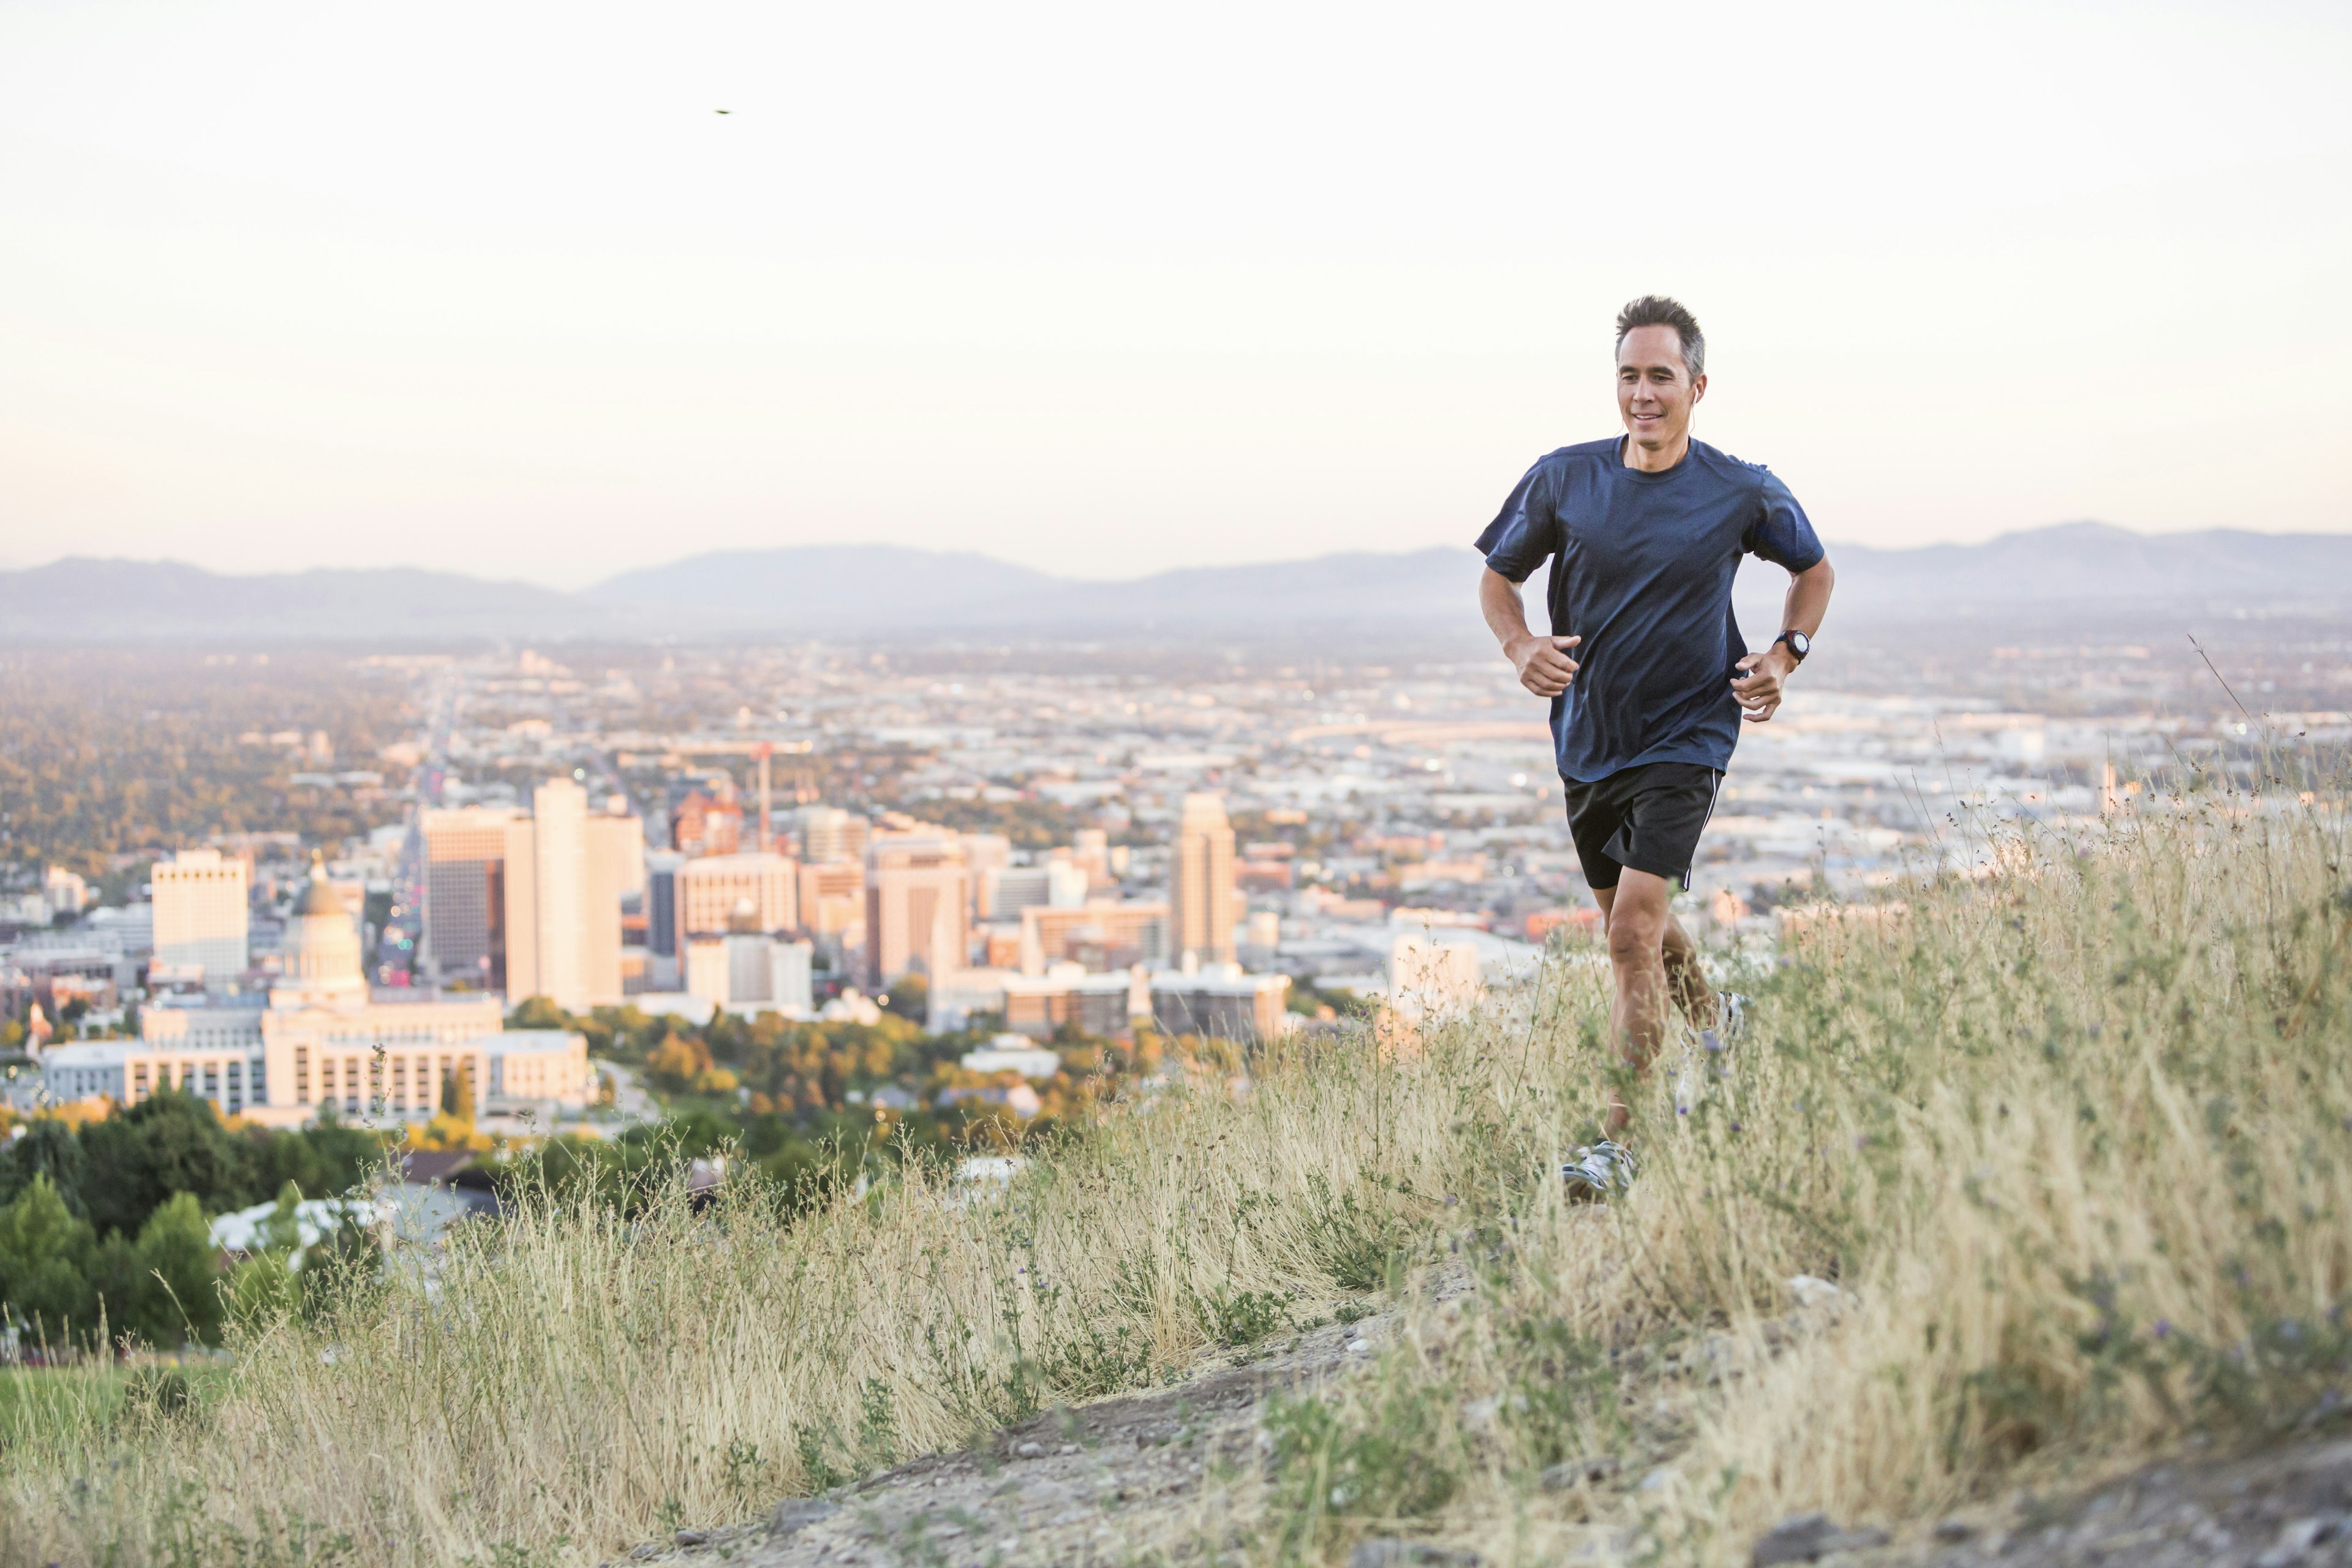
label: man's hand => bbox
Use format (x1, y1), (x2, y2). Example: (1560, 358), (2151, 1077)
(1506, 633), (1580, 698)
(1731, 646), (1797, 722)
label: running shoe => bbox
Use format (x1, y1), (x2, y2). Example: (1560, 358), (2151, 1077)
(1716, 992), (1749, 1042)
(1562, 1140), (1636, 1200)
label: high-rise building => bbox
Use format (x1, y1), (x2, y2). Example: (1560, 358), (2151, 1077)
(961, 834), (1011, 916)
(864, 833), (968, 988)
(645, 850), (686, 957)
(676, 853), (798, 937)
(151, 848), (249, 981)
(983, 865), (1052, 918)
(798, 859), (864, 946)
(600, 802), (647, 897)
(582, 811), (633, 1005)
(421, 805), (522, 989)
(1071, 828), (1110, 888)
(800, 806), (869, 864)
(671, 785), (742, 858)
(502, 779), (627, 1011)
(1171, 793), (1238, 969)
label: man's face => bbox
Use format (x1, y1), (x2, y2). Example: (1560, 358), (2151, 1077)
(1616, 324), (1705, 449)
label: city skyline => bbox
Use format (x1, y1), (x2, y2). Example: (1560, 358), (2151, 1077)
(2, 1), (2346, 589)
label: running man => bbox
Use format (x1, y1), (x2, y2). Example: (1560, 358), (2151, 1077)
(1475, 295), (1834, 1195)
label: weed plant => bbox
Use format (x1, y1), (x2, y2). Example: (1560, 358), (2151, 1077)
(0, 781), (2344, 1566)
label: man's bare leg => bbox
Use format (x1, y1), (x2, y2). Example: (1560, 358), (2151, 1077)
(1593, 870), (1679, 1134)
(1594, 882), (1715, 1031)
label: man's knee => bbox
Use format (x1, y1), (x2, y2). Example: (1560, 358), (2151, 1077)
(1607, 905), (1666, 967)
(1605, 873), (1673, 968)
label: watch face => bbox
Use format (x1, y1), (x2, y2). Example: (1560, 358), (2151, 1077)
(1786, 631), (1810, 657)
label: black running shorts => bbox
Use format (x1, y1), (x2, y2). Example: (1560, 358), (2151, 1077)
(1562, 761), (1722, 892)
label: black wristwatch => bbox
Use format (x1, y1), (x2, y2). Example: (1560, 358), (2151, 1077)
(1773, 630), (1811, 663)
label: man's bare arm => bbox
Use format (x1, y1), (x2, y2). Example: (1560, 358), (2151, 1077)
(1480, 567), (1581, 698)
(1730, 556), (1835, 722)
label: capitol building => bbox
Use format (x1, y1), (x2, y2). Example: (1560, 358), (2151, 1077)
(40, 864), (589, 1126)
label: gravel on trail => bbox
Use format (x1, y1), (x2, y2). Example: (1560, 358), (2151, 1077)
(603, 1312), (1387, 1568)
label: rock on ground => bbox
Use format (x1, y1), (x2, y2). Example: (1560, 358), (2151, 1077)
(1850, 1435), (2352, 1568)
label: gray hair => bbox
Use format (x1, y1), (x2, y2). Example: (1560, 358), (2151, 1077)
(1615, 295), (1706, 380)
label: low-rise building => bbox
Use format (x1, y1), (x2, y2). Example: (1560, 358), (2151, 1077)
(684, 929), (814, 1016)
(1001, 963), (1142, 1040)
(1149, 965), (1292, 1044)
(959, 1036), (1064, 1080)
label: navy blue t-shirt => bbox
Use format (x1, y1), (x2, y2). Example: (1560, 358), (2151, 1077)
(1475, 436), (1824, 783)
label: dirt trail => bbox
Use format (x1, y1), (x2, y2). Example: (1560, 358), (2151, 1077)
(1858, 1434), (2352, 1568)
(606, 1312), (1382, 1568)
(604, 1291), (2352, 1568)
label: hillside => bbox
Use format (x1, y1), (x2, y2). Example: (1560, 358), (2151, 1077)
(7, 787), (2346, 1566)
(0, 557), (598, 642)
(6, 522), (2350, 643)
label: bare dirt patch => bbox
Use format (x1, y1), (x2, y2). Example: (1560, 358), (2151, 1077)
(607, 1313), (1387, 1568)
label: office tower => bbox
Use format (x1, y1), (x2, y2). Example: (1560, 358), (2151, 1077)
(798, 859), (864, 940)
(581, 811), (632, 1005)
(676, 852), (798, 937)
(1072, 828), (1110, 887)
(984, 865), (1052, 918)
(1171, 793), (1237, 969)
(645, 850), (685, 958)
(151, 848), (249, 981)
(800, 806), (869, 864)
(601, 802), (647, 897)
(961, 834), (1011, 916)
(503, 778), (626, 1011)
(421, 805), (522, 988)
(864, 834), (968, 987)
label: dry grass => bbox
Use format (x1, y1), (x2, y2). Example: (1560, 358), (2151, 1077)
(1234, 786), (2352, 1562)
(3, 785), (2347, 1566)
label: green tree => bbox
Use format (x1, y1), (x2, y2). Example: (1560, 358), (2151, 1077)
(250, 1116), (382, 1200)
(880, 975), (928, 1022)
(505, 996), (571, 1031)
(0, 1120), (89, 1216)
(440, 1064), (477, 1125)
(131, 1193), (222, 1346)
(0, 1175), (97, 1340)
(78, 1091), (255, 1238)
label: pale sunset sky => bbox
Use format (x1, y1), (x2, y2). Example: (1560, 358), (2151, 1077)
(1, 0), (2346, 588)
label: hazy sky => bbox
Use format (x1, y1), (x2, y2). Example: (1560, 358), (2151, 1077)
(2, 1), (2346, 589)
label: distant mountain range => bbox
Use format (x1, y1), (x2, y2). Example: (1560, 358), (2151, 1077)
(6, 522), (2348, 643)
